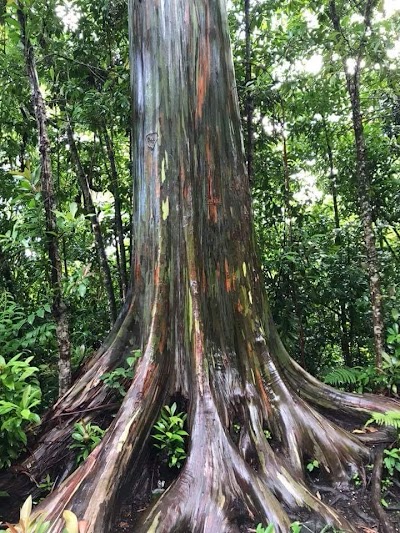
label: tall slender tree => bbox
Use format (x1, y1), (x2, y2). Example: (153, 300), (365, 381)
(244, 0), (253, 182)
(17, 3), (72, 396)
(65, 117), (118, 325)
(328, 0), (385, 368)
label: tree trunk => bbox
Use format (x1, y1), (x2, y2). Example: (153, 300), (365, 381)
(17, 4), (72, 396)
(65, 117), (118, 325)
(323, 118), (352, 366)
(328, 0), (384, 368)
(102, 127), (129, 300)
(4, 2), (399, 532)
(244, 0), (253, 183)
(348, 77), (384, 368)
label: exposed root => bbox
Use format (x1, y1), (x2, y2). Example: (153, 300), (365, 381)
(34, 345), (170, 532)
(256, 341), (369, 482)
(137, 390), (292, 533)
(242, 395), (353, 530)
(267, 322), (400, 423)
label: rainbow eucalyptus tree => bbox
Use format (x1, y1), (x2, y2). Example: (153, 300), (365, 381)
(3, 1), (399, 532)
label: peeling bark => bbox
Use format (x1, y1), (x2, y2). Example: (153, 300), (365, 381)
(3, 1), (400, 532)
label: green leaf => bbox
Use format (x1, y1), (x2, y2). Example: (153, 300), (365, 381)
(69, 202), (78, 218)
(78, 284), (87, 298)
(20, 409), (31, 420)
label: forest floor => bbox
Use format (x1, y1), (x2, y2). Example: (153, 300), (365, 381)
(113, 455), (400, 533)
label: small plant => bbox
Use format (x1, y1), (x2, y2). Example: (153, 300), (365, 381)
(4, 495), (83, 533)
(255, 524), (275, 533)
(263, 429), (272, 440)
(387, 309), (400, 356)
(4, 495), (50, 533)
(381, 476), (392, 490)
(306, 459), (319, 472)
(255, 523), (302, 533)
(233, 423), (241, 434)
(100, 350), (141, 397)
(351, 472), (361, 487)
(0, 354), (41, 468)
(383, 447), (400, 476)
(366, 410), (400, 429)
(36, 474), (54, 500)
(70, 421), (105, 464)
(152, 402), (189, 468)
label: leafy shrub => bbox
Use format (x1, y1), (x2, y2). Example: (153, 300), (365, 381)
(323, 309), (400, 395)
(100, 350), (141, 397)
(0, 354), (41, 469)
(4, 495), (50, 533)
(383, 448), (400, 476)
(387, 309), (400, 358)
(323, 355), (400, 395)
(152, 403), (189, 468)
(0, 291), (54, 356)
(69, 421), (105, 464)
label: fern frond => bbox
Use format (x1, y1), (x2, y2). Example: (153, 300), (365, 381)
(323, 367), (359, 386)
(367, 411), (400, 429)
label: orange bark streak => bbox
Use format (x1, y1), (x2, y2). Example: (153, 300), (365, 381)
(154, 265), (160, 286)
(142, 363), (157, 395)
(255, 367), (272, 416)
(135, 260), (141, 281)
(195, 6), (210, 120)
(236, 299), (244, 313)
(224, 258), (232, 292)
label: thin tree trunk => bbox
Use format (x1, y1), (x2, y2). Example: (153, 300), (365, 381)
(349, 79), (384, 368)
(102, 128), (128, 299)
(17, 4), (71, 396)
(65, 119), (118, 325)
(328, 0), (384, 368)
(244, 0), (253, 182)
(323, 119), (340, 231)
(282, 134), (291, 236)
(323, 118), (352, 366)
